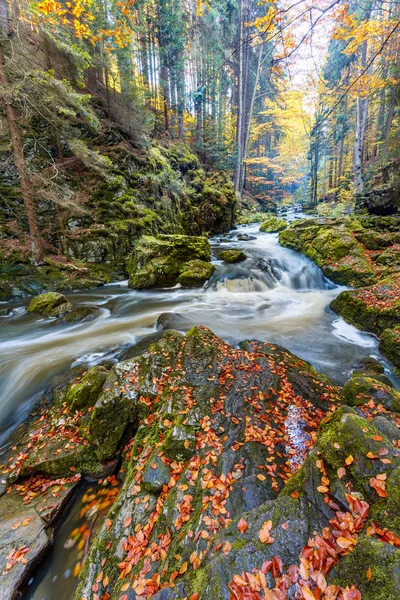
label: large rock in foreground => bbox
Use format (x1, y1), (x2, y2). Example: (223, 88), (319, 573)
(75, 325), (400, 599)
(76, 326), (349, 599)
(127, 235), (213, 289)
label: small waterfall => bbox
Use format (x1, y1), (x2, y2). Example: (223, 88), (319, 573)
(215, 275), (272, 293)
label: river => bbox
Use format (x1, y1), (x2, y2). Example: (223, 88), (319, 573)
(0, 215), (395, 449)
(1, 213), (397, 599)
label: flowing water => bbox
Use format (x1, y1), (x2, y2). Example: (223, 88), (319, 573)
(0, 215), (396, 448)
(2, 211), (398, 599)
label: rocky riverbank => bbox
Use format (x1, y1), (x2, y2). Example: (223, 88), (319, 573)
(279, 216), (400, 371)
(0, 326), (399, 599)
(0, 141), (236, 302)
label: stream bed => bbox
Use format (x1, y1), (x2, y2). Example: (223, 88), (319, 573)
(1, 215), (398, 599)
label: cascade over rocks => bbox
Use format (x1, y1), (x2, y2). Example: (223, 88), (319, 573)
(279, 216), (400, 369)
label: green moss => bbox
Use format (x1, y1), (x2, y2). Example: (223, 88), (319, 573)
(380, 328), (400, 369)
(259, 217), (287, 233)
(279, 218), (376, 286)
(178, 259), (215, 287)
(369, 467), (400, 534)
(65, 366), (108, 411)
(219, 250), (247, 263)
(328, 535), (400, 600)
(331, 288), (400, 336)
(127, 234), (211, 289)
(27, 292), (73, 317)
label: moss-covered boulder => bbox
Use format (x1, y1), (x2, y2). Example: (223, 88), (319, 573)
(259, 216), (287, 233)
(27, 292), (73, 317)
(76, 360), (400, 600)
(65, 366), (108, 412)
(178, 259), (215, 287)
(380, 327), (400, 369)
(77, 327), (342, 600)
(342, 376), (400, 412)
(279, 218), (376, 286)
(328, 535), (400, 600)
(330, 274), (400, 335)
(126, 234), (212, 289)
(219, 249), (247, 263)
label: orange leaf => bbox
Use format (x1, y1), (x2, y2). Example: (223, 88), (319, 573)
(124, 517), (132, 528)
(345, 455), (354, 466)
(336, 537), (355, 549)
(366, 567), (372, 581)
(222, 541), (231, 555)
(301, 586), (316, 600)
(237, 518), (248, 534)
(259, 520), (274, 544)
(179, 562), (188, 575)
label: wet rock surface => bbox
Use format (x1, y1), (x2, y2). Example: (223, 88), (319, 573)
(0, 476), (79, 599)
(219, 249), (247, 263)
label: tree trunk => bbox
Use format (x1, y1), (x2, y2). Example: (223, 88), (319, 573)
(234, 0), (244, 194)
(0, 43), (44, 263)
(353, 39), (369, 196)
(240, 43), (263, 194)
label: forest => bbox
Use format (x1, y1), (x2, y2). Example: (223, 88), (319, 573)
(0, 1), (400, 600)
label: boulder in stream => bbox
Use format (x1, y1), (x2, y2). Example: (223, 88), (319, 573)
(75, 326), (351, 600)
(259, 216), (287, 233)
(27, 292), (73, 317)
(178, 259), (215, 287)
(219, 249), (247, 263)
(126, 235), (212, 289)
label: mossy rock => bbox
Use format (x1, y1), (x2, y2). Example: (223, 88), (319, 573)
(61, 306), (98, 324)
(279, 218), (376, 286)
(259, 217), (287, 233)
(380, 328), (400, 369)
(351, 370), (392, 386)
(342, 376), (400, 412)
(127, 234), (211, 289)
(219, 250), (247, 263)
(65, 366), (108, 412)
(178, 259), (215, 287)
(331, 278), (400, 335)
(375, 246), (400, 266)
(27, 292), (73, 317)
(358, 356), (385, 374)
(328, 535), (400, 600)
(317, 406), (397, 496)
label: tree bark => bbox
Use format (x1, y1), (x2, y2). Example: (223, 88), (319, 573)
(234, 0), (244, 194)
